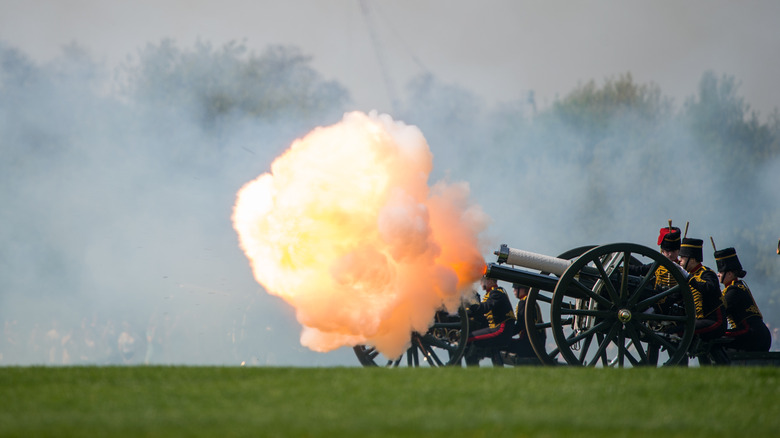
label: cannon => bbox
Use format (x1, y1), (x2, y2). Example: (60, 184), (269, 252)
(353, 242), (696, 367)
(353, 306), (471, 367)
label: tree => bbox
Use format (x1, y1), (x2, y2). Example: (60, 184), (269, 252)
(683, 71), (778, 173)
(120, 40), (350, 127)
(551, 72), (671, 152)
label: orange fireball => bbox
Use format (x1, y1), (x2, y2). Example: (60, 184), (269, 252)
(232, 111), (487, 358)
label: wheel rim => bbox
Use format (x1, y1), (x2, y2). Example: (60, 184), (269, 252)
(550, 243), (694, 367)
(526, 245), (596, 365)
(353, 304), (469, 367)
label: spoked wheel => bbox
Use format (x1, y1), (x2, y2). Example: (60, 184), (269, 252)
(526, 246), (596, 365)
(550, 243), (695, 367)
(353, 305), (469, 367)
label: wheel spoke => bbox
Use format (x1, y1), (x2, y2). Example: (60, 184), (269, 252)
(416, 337), (444, 366)
(621, 345), (641, 366)
(408, 340), (423, 367)
(536, 293), (553, 304)
(578, 332), (595, 364)
(615, 330), (642, 366)
(624, 323), (649, 364)
(593, 257), (621, 304)
(564, 319), (613, 347)
(635, 322), (679, 352)
(616, 329), (626, 367)
(620, 251), (631, 301)
(627, 260), (660, 306)
(586, 323), (620, 367)
(635, 284), (683, 311)
(535, 321), (553, 330)
(419, 333), (455, 352)
(570, 279), (614, 308)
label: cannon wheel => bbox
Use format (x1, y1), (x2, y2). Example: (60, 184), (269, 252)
(353, 305), (469, 367)
(525, 245), (596, 365)
(549, 243), (695, 367)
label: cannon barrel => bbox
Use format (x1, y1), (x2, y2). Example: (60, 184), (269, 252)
(494, 243), (571, 276)
(484, 262), (560, 291)
(485, 261), (611, 295)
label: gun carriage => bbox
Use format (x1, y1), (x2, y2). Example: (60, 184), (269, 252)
(354, 242), (696, 367)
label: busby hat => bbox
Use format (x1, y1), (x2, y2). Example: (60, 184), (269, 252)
(714, 247), (747, 277)
(679, 238), (703, 260)
(657, 227), (682, 251)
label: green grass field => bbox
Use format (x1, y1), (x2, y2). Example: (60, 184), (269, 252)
(2, 365), (778, 437)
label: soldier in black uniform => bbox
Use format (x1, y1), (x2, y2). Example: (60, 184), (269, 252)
(714, 247), (771, 352)
(508, 283), (544, 358)
(630, 225), (686, 289)
(627, 225), (688, 325)
(654, 226), (686, 288)
(464, 276), (516, 365)
(679, 238), (726, 341)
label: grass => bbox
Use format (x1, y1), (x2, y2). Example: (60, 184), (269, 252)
(1, 366), (778, 437)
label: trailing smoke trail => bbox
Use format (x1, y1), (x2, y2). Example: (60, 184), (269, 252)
(232, 111), (488, 358)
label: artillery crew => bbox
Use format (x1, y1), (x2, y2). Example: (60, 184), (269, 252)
(679, 237), (726, 341)
(464, 276), (516, 365)
(715, 247), (772, 352)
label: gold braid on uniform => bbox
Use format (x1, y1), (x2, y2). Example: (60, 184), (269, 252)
(691, 288), (704, 319)
(740, 284), (763, 320)
(688, 270), (706, 319)
(653, 266), (678, 289)
(731, 282), (763, 326)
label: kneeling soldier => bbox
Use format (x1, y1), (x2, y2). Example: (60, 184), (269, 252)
(464, 276), (516, 365)
(679, 237), (726, 341)
(508, 283), (544, 359)
(715, 247), (771, 352)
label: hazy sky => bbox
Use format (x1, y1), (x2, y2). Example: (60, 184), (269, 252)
(2, 0), (779, 116)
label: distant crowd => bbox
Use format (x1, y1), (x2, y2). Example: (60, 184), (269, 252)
(0, 308), (263, 366)
(2, 315), (157, 366)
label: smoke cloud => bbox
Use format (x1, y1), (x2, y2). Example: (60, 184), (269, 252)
(1, 38), (778, 367)
(0, 42), (356, 366)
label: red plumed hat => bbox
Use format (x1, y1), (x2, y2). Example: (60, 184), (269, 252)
(657, 227), (682, 250)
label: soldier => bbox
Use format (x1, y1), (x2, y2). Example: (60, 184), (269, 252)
(679, 238), (726, 341)
(627, 225), (687, 322)
(655, 226), (686, 286)
(630, 224), (686, 289)
(464, 276), (516, 365)
(509, 283), (544, 359)
(714, 247), (771, 352)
